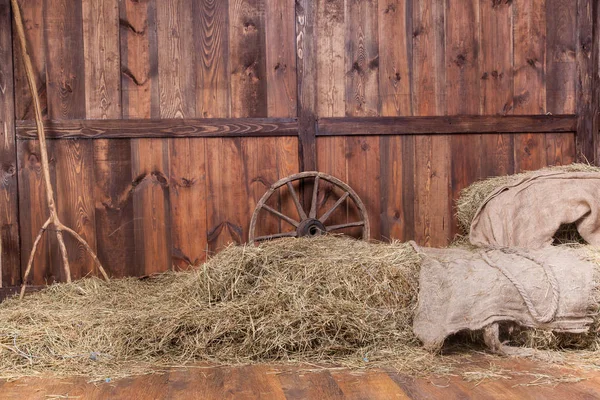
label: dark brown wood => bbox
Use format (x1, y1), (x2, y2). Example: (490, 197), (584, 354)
(447, 0), (481, 238)
(121, 0), (171, 276)
(317, 115), (577, 136)
(16, 118), (299, 139)
(479, 0), (514, 178)
(514, 0), (548, 172)
(12, 0), (46, 121)
(546, 0), (577, 166)
(84, 0), (133, 278)
(412, 0), (451, 247)
(0, 0), (20, 287)
(576, 0), (598, 164)
(45, 0), (97, 281)
(2, 361), (600, 399)
(378, 0), (414, 243)
(295, 0), (317, 172)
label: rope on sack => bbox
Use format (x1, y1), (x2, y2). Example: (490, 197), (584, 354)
(480, 248), (560, 324)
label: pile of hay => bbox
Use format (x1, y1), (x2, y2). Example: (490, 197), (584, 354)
(0, 236), (436, 380)
(455, 163), (600, 236)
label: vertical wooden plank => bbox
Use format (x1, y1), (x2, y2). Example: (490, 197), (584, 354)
(83, 0), (132, 278)
(265, 0), (297, 236)
(120, 0), (169, 275)
(229, 0), (267, 119)
(196, 0), (230, 119)
(12, 0), (46, 121)
(346, 0), (379, 117)
(158, 0), (205, 269)
(265, 0), (296, 118)
(316, 0), (345, 118)
(576, 0), (597, 164)
(447, 0), (481, 238)
(0, 0), (20, 287)
(513, 0), (547, 171)
(13, 0), (49, 284)
(206, 0), (268, 250)
(413, 0), (451, 246)
(479, 0), (515, 178)
(196, 0), (231, 253)
(169, 138), (207, 267)
(46, 0), (97, 281)
(344, 0), (379, 239)
(546, 0), (576, 166)
(296, 0), (317, 171)
(378, 0), (414, 242)
(206, 137), (247, 250)
(315, 0), (346, 230)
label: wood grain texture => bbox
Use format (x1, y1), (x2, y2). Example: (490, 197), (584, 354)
(195, 0), (230, 118)
(317, 115), (577, 135)
(479, 0), (514, 178)
(412, 0), (451, 247)
(229, 0), (267, 118)
(576, 0), (597, 163)
(3, 361), (600, 399)
(447, 0), (481, 238)
(83, 0), (132, 278)
(121, 0), (171, 276)
(344, 0), (379, 240)
(158, 0), (206, 269)
(16, 118), (299, 139)
(206, 138), (247, 252)
(0, 0), (20, 287)
(46, 0), (97, 281)
(12, 0), (46, 121)
(265, 0), (296, 118)
(378, 0), (414, 242)
(296, 0), (317, 171)
(546, 0), (576, 166)
(316, 0), (345, 118)
(13, 0), (50, 285)
(513, 0), (548, 172)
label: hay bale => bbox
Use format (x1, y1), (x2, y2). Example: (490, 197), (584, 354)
(0, 236), (429, 380)
(455, 163), (600, 237)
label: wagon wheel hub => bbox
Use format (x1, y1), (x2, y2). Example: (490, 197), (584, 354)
(297, 218), (326, 237)
(248, 171), (370, 243)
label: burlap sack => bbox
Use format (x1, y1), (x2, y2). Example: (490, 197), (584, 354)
(411, 243), (598, 351)
(469, 171), (600, 249)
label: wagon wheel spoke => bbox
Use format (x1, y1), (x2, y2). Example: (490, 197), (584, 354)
(262, 204), (299, 228)
(286, 181), (308, 221)
(325, 221), (365, 232)
(319, 192), (349, 224)
(254, 231), (298, 242)
(249, 172), (370, 243)
(309, 175), (320, 219)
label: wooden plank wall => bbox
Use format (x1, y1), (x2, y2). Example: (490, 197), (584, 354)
(1, 0), (585, 287)
(315, 0), (577, 245)
(11, 0), (298, 285)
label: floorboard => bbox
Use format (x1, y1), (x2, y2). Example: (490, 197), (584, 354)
(1, 357), (600, 399)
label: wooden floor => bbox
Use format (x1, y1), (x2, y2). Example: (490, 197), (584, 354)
(1, 358), (600, 399)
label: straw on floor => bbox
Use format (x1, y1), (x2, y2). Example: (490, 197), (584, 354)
(0, 236), (436, 380)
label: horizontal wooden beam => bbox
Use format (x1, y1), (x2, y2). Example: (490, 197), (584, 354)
(16, 118), (299, 139)
(317, 115), (578, 136)
(15, 115), (579, 140)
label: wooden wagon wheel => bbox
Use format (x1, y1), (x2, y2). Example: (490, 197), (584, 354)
(249, 171), (370, 243)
